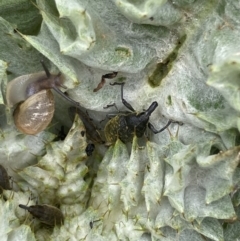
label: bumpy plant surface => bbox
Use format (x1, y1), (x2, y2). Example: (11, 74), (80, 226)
(0, 1), (240, 240)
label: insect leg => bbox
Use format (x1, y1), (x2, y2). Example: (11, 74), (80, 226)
(103, 103), (119, 111)
(171, 120), (184, 125)
(103, 72), (118, 79)
(110, 82), (135, 112)
(148, 120), (172, 134)
(100, 113), (117, 123)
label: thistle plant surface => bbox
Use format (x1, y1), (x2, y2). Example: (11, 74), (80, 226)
(0, 0), (240, 241)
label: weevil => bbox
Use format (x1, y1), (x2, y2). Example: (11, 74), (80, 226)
(19, 204), (64, 226)
(104, 82), (174, 144)
(0, 164), (11, 193)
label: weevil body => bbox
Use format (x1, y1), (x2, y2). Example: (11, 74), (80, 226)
(19, 204), (64, 226)
(0, 164), (11, 193)
(104, 83), (173, 145)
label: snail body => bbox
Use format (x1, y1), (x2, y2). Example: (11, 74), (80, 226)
(6, 61), (80, 135)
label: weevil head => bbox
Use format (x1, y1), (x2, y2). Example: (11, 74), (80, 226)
(125, 101), (158, 138)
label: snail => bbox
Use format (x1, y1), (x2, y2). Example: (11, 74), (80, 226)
(6, 61), (80, 135)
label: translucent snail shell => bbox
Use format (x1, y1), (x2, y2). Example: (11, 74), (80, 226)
(13, 90), (55, 135)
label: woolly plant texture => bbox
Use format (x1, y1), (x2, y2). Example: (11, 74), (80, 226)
(0, 0), (240, 241)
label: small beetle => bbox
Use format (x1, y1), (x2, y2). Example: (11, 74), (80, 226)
(0, 164), (11, 193)
(19, 203), (64, 226)
(104, 82), (174, 144)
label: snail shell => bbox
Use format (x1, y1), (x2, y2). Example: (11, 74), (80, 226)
(13, 90), (55, 135)
(6, 61), (80, 135)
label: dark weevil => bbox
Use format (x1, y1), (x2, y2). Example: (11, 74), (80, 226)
(0, 164), (11, 193)
(69, 106), (105, 145)
(103, 82), (176, 145)
(19, 204), (64, 226)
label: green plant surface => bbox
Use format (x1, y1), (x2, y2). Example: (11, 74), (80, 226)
(0, 1), (240, 240)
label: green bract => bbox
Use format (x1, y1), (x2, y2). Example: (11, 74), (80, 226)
(0, 0), (240, 240)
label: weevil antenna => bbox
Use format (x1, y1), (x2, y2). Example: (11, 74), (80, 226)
(110, 82), (135, 112)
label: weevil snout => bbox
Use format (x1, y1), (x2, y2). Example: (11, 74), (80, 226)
(144, 101), (158, 117)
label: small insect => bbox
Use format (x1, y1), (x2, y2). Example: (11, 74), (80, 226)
(104, 82), (174, 145)
(85, 143), (95, 156)
(93, 72), (118, 92)
(0, 164), (11, 193)
(89, 219), (101, 229)
(6, 60), (80, 135)
(19, 203), (64, 226)
(69, 106), (104, 144)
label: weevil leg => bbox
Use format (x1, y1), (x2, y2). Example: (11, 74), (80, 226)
(110, 82), (135, 112)
(148, 120), (172, 134)
(100, 113), (117, 124)
(106, 113), (118, 118)
(171, 120), (184, 125)
(103, 72), (118, 79)
(103, 103), (119, 111)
